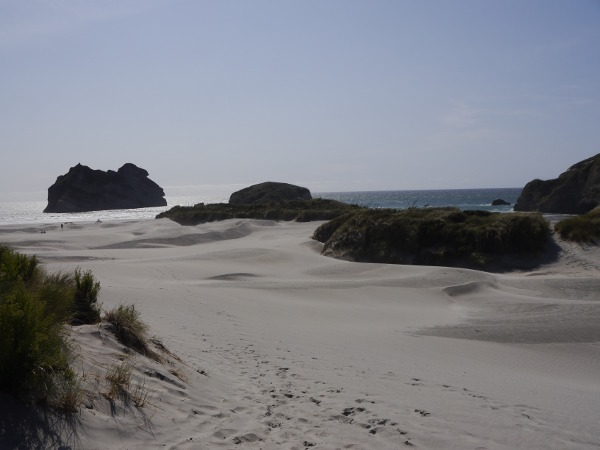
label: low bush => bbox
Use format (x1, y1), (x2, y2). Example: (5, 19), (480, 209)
(554, 208), (600, 243)
(47, 367), (83, 413)
(156, 199), (361, 225)
(1, 246), (161, 415)
(0, 244), (41, 293)
(0, 246), (83, 409)
(313, 208), (551, 270)
(104, 305), (152, 357)
(0, 285), (70, 394)
(71, 268), (101, 325)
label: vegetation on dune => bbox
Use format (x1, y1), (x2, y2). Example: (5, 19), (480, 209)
(159, 196), (555, 270)
(103, 360), (149, 407)
(104, 361), (133, 403)
(554, 208), (600, 243)
(72, 268), (102, 325)
(156, 199), (361, 225)
(0, 245), (101, 411)
(313, 208), (551, 270)
(0, 244), (169, 417)
(104, 304), (158, 361)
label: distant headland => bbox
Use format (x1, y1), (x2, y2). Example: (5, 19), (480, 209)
(515, 153), (600, 214)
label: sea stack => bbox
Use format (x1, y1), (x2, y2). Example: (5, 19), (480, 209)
(229, 181), (312, 205)
(44, 163), (167, 213)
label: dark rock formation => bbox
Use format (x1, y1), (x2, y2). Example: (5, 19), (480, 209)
(44, 163), (167, 213)
(514, 153), (600, 214)
(491, 199), (510, 206)
(229, 182), (312, 205)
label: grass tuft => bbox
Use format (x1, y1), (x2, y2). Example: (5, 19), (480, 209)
(46, 368), (84, 413)
(104, 305), (154, 358)
(554, 208), (600, 244)
(104, 361), (149, 408)
(131, 378), (149, 407)
(71, 268), (101, 325)
(105, 361), (132, 403)
(0, 245), (90, 411)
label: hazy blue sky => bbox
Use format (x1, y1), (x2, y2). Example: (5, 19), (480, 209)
(1, 0), (599, 201)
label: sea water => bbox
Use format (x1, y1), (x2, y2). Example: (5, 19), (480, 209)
(0, 195), (223, 227)
(0, 188), (522, 226)
(316, 188), (521, 212)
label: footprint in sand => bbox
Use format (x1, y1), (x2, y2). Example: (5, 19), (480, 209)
(232, 433), (262, 444)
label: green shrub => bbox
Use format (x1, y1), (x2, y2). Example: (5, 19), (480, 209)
(312, 212), (358, 243)
(156, 199), (361, 225)
(554, 208), (600, 243)
(0, 244), (41, 294)
(0, 246), (95, 411)
(104, 305), (151, 357)
(46, 367), (83, 413)
(38, 272), (76, 324)
(0, 248), (71, 396)
(0, 285), (70, 394)
(71, 268), (101, 325)
(314, 208), (551, 270)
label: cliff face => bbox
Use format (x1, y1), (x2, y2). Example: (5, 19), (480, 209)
(515, 154), (600, 214)
(229, 182), (312, 205)
(44, 163), (167, 213)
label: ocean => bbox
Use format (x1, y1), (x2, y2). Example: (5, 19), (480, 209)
(0, 188), (522, 226)
(315, 188), (521, 212)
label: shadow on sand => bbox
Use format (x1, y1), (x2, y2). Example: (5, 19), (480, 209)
(0, 393), (82, 449)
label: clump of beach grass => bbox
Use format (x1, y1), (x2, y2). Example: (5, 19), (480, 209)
(0, 245), (93, 410)
(103, 360), (150, 408)
(104, 305), (159, 361)
(71, 268), (102, 325)
(554, 208), (600, 244)
(156, 198), (360, 225)
(47, 367), (85, 413)
(104, 361), (133, 403)
(313, 208), (551, 270)
(0, 245), (175, 417)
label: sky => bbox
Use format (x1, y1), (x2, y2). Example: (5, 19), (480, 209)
(1, 0), (599, 201)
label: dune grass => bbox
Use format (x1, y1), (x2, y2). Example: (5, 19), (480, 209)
(156, 198), (360, 225)
(0, 245), (104, 411)
(1, 244), (176, 418)
(313, 208), (551, 270)
(554, 208), (600, 244)
(104, 305), (158, 361)
(103, 360), (149, 408)
(72, 268), (101, 325)
(105, 361), (133, 403)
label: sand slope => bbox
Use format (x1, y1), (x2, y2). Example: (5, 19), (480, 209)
(1, 218), (599, 449)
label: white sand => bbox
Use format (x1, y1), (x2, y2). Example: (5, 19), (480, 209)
(1, 218), (599, 449)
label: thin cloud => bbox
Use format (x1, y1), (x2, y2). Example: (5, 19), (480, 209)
(442, 101), (545, 130)
(0, 0), (168, 49)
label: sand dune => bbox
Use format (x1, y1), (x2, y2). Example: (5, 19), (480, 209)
(1, 218), (599, 449)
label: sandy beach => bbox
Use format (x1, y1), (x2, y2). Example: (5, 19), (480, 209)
(1, 217), (599, 449)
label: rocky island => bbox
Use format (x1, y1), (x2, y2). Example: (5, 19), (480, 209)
(515, 153), (600, 214)
(229, 181), (312, 205)
(157, 181), (356, 225)
(44, 163), (167, 213)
